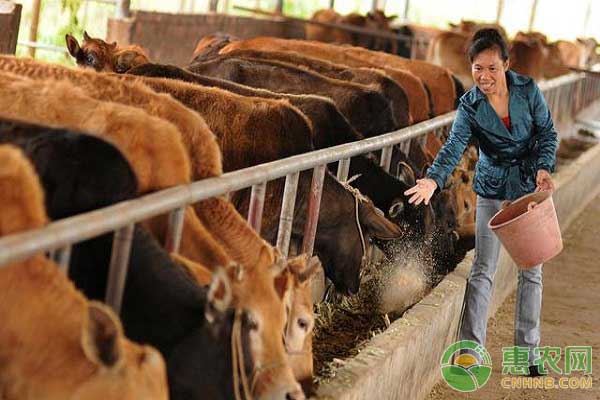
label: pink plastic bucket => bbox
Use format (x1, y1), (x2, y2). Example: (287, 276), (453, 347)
(488, 191), (563, 269)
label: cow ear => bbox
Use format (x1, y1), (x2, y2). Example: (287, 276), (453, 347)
(65, 34), (80, 58)
(385, 14), (398, 21)
(83, 31), (91, 42)
(81, 301), (124, 369)
(397, 161), (416, 187)
(297, 255), (321, 285)
(206, 268), (232, 324)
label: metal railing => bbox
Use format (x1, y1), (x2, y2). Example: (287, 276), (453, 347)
(0, 72), (598, 314)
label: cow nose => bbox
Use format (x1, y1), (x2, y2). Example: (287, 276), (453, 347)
(285, 389), (306, 400)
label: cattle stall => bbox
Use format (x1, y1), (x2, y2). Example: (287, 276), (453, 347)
(0, 70), (598, 400)
(0, 1), (21, 54)
(107, 11), (306, 66)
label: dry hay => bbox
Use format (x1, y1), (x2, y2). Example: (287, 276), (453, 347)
(312, 239), (436, 383)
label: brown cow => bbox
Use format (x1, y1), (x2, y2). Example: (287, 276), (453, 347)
(195, 34), (430, 122)
(306, 9), (353, 44)
(209, 48), (411, 127)
(188, 54), (400, 137)
(306, 9), (398, 53)
(66, 31), (149, 73)
(427, 30), (473, 88)
(215, 36), (454, 119)
(0, 144), (168, 400)
(510, 32), (570, 79)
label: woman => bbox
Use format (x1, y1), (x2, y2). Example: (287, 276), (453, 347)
(405, 28), (557, 376)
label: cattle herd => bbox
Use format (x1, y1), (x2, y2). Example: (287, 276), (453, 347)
(0, 9), (594, 399)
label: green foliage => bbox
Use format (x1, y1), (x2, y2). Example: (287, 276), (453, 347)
(59, 0), (84, 40)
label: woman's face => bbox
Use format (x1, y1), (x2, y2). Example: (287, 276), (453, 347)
(471, 48), (509, 95)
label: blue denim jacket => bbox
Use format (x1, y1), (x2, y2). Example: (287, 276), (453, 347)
(426, 70), (558, 201)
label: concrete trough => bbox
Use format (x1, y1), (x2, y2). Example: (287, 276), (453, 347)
(314, 142), (600, 400)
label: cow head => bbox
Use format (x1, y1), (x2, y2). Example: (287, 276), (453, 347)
(227, 260), (305, 400)
(66, 32), (149, 73)
(66, 31), (116, 71)
(311, 175), (403, 294)
(168, 264), (304, 400)
(283, 255), (321, 392)
(77, 302), (168, 400)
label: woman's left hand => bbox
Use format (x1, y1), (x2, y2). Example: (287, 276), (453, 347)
(536, 169), (555, 192)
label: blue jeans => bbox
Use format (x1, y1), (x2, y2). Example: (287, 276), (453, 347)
(460, 196), (543, 364)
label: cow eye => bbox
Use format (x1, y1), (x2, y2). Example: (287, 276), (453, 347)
(297, 318), (310, 332)
(86, 53), (96, 65)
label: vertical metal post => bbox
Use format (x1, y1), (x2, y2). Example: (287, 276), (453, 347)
(495, 0), (504, 23)
(337, 158), (351, 182)
(247, 182), (267, 234)
(276, 172), (300, 258)
(399, 138), (411, 155)
(403, 0), (410, 21)
(371, 0), (379, 12)
(275, 0), (283, 14)
(301, 165), (326, 256)
(164, 207), (186, 253)
(410, 39), (417, 59)
(105, 224), (135, 314)
(115, 0), (131, 18)
(209, 0), (219, 12)
(329, 0), (335, 9)
(582, 0), (592, 36)
(528, 0), (539, 31)
(28, 0), (42, 57)
(54, 245), (72, 275)
(380, 145), (393, 173)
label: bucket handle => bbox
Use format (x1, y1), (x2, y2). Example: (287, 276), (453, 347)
(527, 201), (537, 212)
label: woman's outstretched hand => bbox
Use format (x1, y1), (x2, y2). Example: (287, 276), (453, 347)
(535, 169), (555, 192)
(404, 178), (438, 206)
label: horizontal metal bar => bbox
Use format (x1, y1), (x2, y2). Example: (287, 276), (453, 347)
(17, 40), (68, 53)
(0, 74), (586, 267)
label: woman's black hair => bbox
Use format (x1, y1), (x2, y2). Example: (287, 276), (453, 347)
(467, 28), (509, 63)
